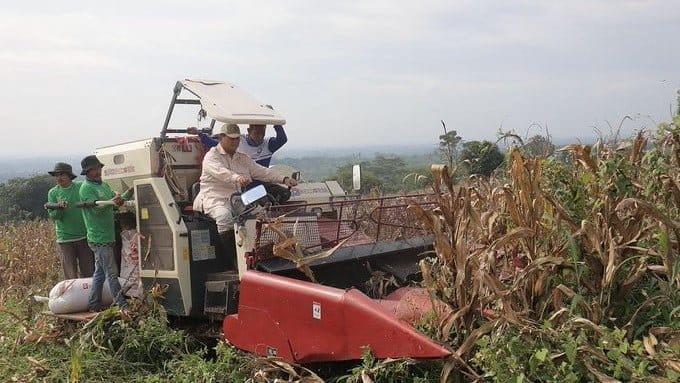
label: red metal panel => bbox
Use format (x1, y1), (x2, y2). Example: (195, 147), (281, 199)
(341, 290), (451, 360)
(224, 306), (294, 361)
(223, 271), (451, 363)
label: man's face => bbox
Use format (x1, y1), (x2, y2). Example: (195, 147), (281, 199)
(219, 134), (241, 154)
(53, 173), (72, 188)
(86, 166), (102, 181)
(247, 125), (266, 145)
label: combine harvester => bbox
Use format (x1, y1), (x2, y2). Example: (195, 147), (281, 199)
(83, 79), (450, 363)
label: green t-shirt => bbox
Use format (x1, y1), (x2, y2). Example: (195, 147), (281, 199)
(47, 181), (87, 243)
(79, 180), (118, 244)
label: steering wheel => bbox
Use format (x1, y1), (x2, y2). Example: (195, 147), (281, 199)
(230, 191), (278, 225)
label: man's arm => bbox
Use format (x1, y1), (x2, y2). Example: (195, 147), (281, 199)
(46, 188), (64, 220)
(111, 187), (135, 206)
(267, 125), (288, 153)
(198, 132), (219, 148)
(121, 187), (134, 201)
(187, 127), (219, 148)
(79, 184), (111, 213)
(248, 159), (296, 187)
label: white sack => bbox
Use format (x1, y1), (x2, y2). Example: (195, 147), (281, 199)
(48, 277), (121, 314)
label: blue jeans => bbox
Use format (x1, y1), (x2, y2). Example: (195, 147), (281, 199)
(88, 244), (127, 309)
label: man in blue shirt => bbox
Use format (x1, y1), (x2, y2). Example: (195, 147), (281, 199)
(188, 124), (287, 167)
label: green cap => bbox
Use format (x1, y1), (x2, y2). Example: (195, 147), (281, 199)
(80, 155), (105, 175)
(48, 162), (77, 180)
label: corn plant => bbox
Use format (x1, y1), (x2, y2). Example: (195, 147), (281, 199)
(410, 121), (680, 381)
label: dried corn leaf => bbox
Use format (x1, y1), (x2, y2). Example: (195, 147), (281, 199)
(361, 370), (374, 383)
(615, 198), (680, 229)
(568, 317), (602, 335)
(602, 228), (619, 289)
(455, 320), (498, 358)
(489, 227), (535, 251)
(584, 359), (622, 383)
(643, 333), (658, 356)
(665, 360), (680, 374)
(560, 144), (598, 173)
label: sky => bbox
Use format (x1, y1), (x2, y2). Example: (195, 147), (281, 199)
(0, 0), (679, 158)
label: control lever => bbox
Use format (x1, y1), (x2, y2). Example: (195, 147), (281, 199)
(231, 185), (269, 225)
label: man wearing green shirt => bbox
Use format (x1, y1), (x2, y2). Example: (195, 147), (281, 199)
(45, 162), (94, 279)
(79, 155), (131, 312)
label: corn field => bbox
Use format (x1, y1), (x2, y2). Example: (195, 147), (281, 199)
(0, 221), (61, 294)
(407, 119), (680, 381)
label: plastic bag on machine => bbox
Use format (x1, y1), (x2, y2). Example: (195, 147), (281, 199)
(120, 229), (142, 298)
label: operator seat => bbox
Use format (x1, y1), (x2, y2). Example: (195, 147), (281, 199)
(187, 182), (215, 222)
(189, 182), (201, 203)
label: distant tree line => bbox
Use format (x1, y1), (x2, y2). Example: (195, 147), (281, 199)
(326, 154), (431, 194)
(0, 174), (53, 222)
(326, 124), (512, 193)
(276, 152), (437, 183)
(323, 122), (562, 194)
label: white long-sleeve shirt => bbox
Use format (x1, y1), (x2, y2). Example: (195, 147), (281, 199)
(193, 144), (285, 214)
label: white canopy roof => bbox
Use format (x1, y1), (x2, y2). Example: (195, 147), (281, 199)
(181, 79), (286, 125)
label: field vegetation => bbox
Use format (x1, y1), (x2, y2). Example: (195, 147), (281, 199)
(411, 120), (680, 381)
(1, 110), (680, 381)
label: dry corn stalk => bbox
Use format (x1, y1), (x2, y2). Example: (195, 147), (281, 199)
(250, 357), (324, 382)
(267, 218), (347, 283)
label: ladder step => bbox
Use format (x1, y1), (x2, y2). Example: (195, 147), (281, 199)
(203, 276), (240, 317)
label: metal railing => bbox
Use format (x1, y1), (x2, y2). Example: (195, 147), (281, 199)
(252, 193), (438, 260)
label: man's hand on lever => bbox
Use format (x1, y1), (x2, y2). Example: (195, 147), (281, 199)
(283, 177), (298, 188)
(113, 192), (125, 206)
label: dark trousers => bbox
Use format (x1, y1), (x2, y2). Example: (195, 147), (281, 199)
(58, 238), (95, 279)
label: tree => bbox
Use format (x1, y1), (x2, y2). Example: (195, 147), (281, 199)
(438, 120), (461, 170)
(364, 154), (409, 193)
(402, 164), (432, 191)
(460, 141), (504, 177)
(329, 154), (422, 194)
(0, 174), (55, 222)
(328, 162), (383, 194)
